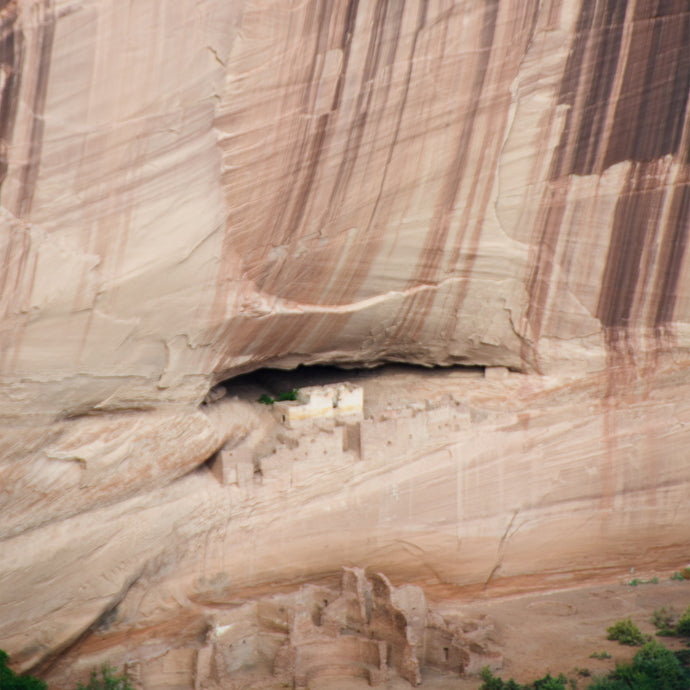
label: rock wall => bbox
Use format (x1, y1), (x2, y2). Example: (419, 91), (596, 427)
(2, 0), (690, 683)
(1, 0), (689, 415)
(4, 365), (690, 681)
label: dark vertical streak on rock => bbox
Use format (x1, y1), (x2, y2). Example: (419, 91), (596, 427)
(0, 1), (22, 193)
(393, 0), (500, 340)
(311, 0), (409, 306)
(553, 2), (690, 177)
(631, 11), (667, 162)
(438, 0), (541, 358)
(549, 0), (596, 178)
(551, 0), (625, 178)
(267, 0), (333, 250)
(558, 0), (595, 103)
(597, 165), (654, 329)
(522, 185), (568, 349)
(282, 111), (330, 246)
(570, 0), (625, 175)
(330, 0), (359, 111)
(654, 182), (690, 327)
(604, 9), (690, 169)
(413, 0), (499, 285)
(17, 1), (56, 218)
(359, 0), (427, 243)
(662, 12), (690, 162)
(527, 0), (690, 363)
(327, 0), (392, 217)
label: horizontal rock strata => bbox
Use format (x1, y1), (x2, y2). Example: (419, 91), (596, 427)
(2, 365), (689, 682)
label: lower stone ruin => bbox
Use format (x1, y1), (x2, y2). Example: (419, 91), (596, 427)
(194, 567), (501, 688)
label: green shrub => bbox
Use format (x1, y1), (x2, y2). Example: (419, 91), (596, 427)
(671, 572), (686, 582)
(674, 648), (690, 669)
(479, 667), (567, 690)
(628, 577), (659, 586)
(479, 667), (521, 689)
(0, 650), (47, 690)
(531, 675), (568, 690)
(652, 606), (678, 635)
(257, 389), (299, 405)
(676, 605), (690, 637)
(274, 389), (299, 402)
(587, 641), (689, 690)
(589, 651), (612, 660)
(606, 618), (648, 646)
(76, 665), (134, 690)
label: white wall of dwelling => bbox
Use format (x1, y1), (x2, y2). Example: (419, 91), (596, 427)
(273, 384), (364, 427)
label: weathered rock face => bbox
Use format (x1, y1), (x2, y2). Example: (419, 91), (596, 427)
(5, 364), (690, 683)
(3, 0), (690, 685)
(1, 0), (689, 415)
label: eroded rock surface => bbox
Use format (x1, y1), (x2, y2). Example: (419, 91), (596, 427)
(1, 364), (689, 684)
(2, 0), (690, 685)
(0, 0), (689, 414)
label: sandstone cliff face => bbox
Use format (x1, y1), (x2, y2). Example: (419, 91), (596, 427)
(2, 0), (690, 685)
(1, 0), (689, 415)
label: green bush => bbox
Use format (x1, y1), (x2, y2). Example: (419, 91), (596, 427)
(76, 665), (134, 690)
(588, 640), (690, 690)
(674, 649), (690, 668)
(274, 389), (299, 402)
(0, 650), (47, 690)
(479, 667), (567, 690)
(257, 389), (299, 405)
(589, 651), (612, 660)
(676, 605), (690, 637)
(606, 618), (648, 646)
(628, 577), (659, 586)
(652, 606), (678, 635)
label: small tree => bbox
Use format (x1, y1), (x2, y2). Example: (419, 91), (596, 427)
(606, 618), (647, 646)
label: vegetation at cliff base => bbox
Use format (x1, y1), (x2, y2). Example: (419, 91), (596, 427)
(480, 640), (690, 689)
(649, 605), (690, 638)
(0, 652), (133, 690)
(75, 666), (134, 690)
(480, 609), (690, 690)
(0, 650), (46, 690)
(652, 606), (678, 636)
(586, 641), (689, 690)
(479, 667), (568, 689)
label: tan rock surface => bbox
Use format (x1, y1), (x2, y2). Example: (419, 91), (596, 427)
(2, 364), (690, 681)
(2, 0), (690, 685)
(0, 0), (689, 413)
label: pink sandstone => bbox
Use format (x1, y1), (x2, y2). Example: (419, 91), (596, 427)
(1, 1), (690, 686)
